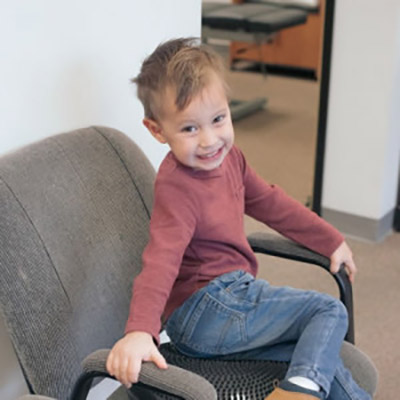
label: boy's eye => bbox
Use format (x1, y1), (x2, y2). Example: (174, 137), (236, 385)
(213, 114), (225, 124)
(182, 126), (197, 133)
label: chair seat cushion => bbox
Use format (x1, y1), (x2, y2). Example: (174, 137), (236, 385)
(160, 343), (288, 399)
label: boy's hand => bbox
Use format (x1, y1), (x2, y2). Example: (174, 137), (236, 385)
(106, 331), (168, 389)
(330, 241), (357, 283)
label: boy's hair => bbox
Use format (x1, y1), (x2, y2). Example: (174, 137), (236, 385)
(132, 38), (228, 120)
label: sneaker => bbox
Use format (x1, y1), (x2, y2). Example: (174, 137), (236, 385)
(265, 387), (321, 400)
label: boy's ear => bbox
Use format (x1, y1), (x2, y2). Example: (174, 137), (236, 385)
(143, 118), (167, 144)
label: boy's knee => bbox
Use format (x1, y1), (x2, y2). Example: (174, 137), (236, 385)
(323, 295), (349, 331)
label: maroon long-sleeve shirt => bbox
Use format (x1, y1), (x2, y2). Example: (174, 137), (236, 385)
(125, 146), (344, 343)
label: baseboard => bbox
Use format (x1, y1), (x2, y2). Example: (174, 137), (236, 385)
(322, 208), (395, 242)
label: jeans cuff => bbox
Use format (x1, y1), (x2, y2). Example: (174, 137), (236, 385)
(280, 380), (324, 399)
(286, 366), (331, 396)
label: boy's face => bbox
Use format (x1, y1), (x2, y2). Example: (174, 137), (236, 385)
(144, 74), (234, 171)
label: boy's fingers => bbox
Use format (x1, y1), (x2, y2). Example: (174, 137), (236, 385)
(106, 352), (114, 375)
(346, 259), (357, 282)
(110, 354), (121, 379)
(345, 267), (355, 283)
(107, 335), (166, 389)
(129, 358), (142, 384)
(332, 260), (357, 283)
(118, 357), (130, 387)
(126, 358), (136, 384)
(151, 350), (168, 369)
(330, 261), (341, 275)
(348, 258), (357, 274)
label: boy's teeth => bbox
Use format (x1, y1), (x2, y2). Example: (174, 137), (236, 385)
(201, 149), (219, 158)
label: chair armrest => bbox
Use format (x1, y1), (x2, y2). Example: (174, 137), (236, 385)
(16, 350), (217, 400)
(73, 349), (217, 400)
(248, 231), (355, 343)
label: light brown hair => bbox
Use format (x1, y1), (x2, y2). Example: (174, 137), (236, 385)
(132, 38), (228, 120)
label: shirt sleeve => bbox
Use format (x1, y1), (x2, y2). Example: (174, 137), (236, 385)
(124, 175), (197, 344)
(237, 149), (344, 258)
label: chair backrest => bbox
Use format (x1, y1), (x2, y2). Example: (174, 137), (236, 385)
(0, 127), (155, 399)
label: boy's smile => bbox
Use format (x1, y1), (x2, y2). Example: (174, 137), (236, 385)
(144, 73), (234, 171)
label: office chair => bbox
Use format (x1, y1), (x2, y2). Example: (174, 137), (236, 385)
(0, 127), (377, 400)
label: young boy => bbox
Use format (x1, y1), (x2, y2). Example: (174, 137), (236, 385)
(107, 38), (371, 400)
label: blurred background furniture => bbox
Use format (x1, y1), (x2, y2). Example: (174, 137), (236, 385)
(202, 1), (310, 119)
(228, 0), (325, 80)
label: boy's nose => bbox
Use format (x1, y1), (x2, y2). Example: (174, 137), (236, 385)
(199, 129), (217, 148)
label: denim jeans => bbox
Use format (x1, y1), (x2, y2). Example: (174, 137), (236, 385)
(165, 270), (371, 400)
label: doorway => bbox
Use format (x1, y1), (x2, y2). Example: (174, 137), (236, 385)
(203, 0), (335, 213)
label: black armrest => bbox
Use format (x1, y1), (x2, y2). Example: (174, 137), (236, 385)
(248, 232), (355, 344)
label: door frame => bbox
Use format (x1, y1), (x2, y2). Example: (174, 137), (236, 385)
(312, 0), (336, 215)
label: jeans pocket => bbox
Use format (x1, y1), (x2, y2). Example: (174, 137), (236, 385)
(178, 292), (247, 356)
(223, 272), (260, 308)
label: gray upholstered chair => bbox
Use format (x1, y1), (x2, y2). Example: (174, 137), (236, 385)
(0, 127), (377, 400)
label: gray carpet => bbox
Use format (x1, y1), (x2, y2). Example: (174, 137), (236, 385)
(226, 65), (399, 400)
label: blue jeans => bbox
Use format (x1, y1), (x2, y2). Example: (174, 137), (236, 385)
(165, 270), (371, 400)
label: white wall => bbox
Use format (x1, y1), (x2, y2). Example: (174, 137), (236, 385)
(0, 2), (201, 399)
(322, 0), (400, 227)
(0, 0), (201, 169)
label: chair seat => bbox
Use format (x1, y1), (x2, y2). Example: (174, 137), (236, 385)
(160, 343), (289, 400)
